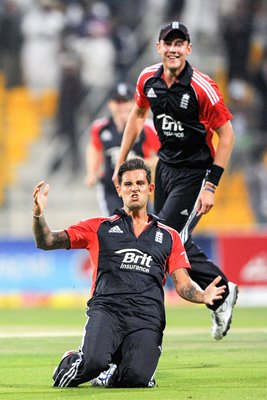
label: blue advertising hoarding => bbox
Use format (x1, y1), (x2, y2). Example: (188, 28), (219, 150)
(0, 235), (216, 294)
(0, 239), (91, 293)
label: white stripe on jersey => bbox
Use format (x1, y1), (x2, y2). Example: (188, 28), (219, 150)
(137, 64), (162, 96)
(141, 63), (162, 75)
(192, 71), (220, 105)
(137, 63), (161, 83)
(157, 221), (176, 241)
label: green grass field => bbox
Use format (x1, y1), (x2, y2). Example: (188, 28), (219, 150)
(0, 306), (266, 400)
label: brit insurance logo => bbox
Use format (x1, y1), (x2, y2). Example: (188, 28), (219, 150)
(115, 248), (153, 273)
(156, 114), (184, 138)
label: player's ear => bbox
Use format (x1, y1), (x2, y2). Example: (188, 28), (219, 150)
(156, 41), (161, 54)
(116, 185), (122, 197)
(148, 183), (155, 195)
(186, 42), (192, 55)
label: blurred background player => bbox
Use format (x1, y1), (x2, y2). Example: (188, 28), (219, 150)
(85, 82), (160, 215)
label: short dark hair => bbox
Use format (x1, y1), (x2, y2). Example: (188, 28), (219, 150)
(117, 158), (152, 185)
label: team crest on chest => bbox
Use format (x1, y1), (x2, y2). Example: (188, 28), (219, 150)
(155, 230), (163, 244)
(180, 93), (190, 109)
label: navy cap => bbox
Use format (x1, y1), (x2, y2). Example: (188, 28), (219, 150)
(109, 83), (135, 101)
(159, 21), (191, 42)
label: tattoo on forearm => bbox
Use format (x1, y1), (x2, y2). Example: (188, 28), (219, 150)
(171, 270), (202, 303)
(180, 285), (198, 302)
(33, 216), (70, 249)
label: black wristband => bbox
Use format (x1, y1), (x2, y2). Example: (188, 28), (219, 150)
(207, 164), (224, 186)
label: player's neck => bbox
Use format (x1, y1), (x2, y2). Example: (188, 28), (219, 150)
(163, 64), (185, 86)
(126, 209), (149, 225)
(131, 212), (150, 237)
(113, 117), (126, 133)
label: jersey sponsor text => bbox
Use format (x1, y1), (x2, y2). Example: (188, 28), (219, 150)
(157, 114), (184, 138)
(116, 248), (153, 273)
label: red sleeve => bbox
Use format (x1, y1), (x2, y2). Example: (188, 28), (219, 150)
(66, 215), (120, 296)
(166, 229), (191, 275)
(66, 217), (104, 249)
(66, 217), (107, 297)
(142, 120), (161, 157)
(135, 63), (162, 108)
(89, 119), (109, 150)
(191, 69), (233, 130)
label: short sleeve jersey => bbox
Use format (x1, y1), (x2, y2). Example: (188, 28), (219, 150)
(66, 209), (190, 329)
(90, 117), (160, 187)
(135, 61), (233, 169)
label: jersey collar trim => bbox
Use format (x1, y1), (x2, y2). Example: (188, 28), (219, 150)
(153, 61), (193, 86)
(114, 208), (163, 225)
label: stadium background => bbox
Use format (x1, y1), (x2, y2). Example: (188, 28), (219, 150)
(0, 0), (267, 308)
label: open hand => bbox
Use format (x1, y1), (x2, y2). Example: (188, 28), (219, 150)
(33, 180), (50, 217)
(203, 276), (226, 305)
(196, 188), (215, 215)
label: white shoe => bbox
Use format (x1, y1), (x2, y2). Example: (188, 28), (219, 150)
(211, 282), (238, 340)
(148, 377), (156, 387)
(91, 364), (117, 387)
(91, 363), (156, 387)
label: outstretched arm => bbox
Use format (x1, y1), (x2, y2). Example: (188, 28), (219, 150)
(32, 181), (70, 250)
(112, 103), (150, 185)
(171, 268), (226, 305)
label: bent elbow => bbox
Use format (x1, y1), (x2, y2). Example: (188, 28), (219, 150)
(35, 240), (51, 251)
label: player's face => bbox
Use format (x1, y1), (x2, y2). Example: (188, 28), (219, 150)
(108, 99), (134, 126)
(116, 169), (154, 212)
(156, 36), (192, 75)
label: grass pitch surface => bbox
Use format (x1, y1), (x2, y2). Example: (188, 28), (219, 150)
(0, 306), (266, 400)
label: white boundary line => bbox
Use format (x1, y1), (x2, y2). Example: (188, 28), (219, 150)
(0, 327), (267, 338)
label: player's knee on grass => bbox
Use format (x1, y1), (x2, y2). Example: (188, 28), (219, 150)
(113, 366), (151, 387)
(53, 352), (110, 387)
(83, 355), (110, 379)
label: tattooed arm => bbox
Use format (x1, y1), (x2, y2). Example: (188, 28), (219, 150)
(171, 268), (226, 306)
(32, 181), (70, 250)
(33, 215), (70, 250)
